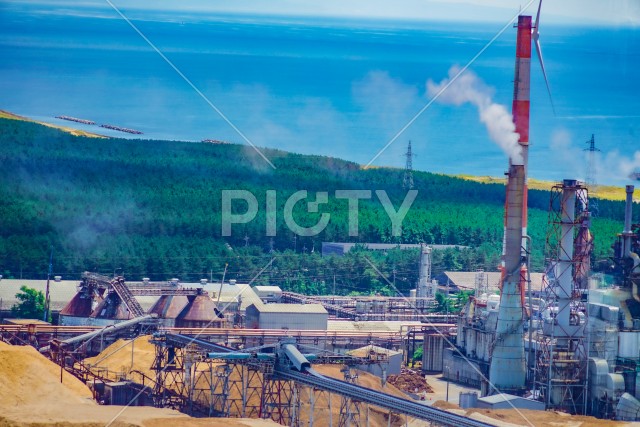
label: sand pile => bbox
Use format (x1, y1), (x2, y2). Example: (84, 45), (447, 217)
(0, 340), (94, 406)
(0, 341), (278, 427)
(83, 335), (157, 383)
(431, 400), (634, 427)
(387, 368), (433, 394)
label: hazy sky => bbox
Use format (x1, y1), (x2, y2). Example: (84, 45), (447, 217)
(8, 0), (640, 26)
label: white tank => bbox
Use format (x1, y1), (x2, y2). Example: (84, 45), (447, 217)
(487, 294), (500, 311)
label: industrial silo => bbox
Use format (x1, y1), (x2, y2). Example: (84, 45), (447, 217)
(175, 289), (224, 328)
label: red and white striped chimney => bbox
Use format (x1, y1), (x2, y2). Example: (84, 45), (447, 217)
(512, 15), (532, 249)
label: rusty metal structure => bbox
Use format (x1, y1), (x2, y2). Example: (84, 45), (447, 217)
(535, 179), (591, 414)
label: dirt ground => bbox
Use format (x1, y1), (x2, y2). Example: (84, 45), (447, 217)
(5, 338), (636, 427)
(431, 399), (640, 427)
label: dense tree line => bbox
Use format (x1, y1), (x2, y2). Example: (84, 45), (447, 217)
(0, 118), (628, 294)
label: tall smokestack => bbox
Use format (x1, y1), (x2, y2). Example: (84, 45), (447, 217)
(488, 14), (533, 394)
(489, 164), (527, 393)
(624, 185), (634, 234)
(623, 185), (635, 255)
(512, 15), (532, 250)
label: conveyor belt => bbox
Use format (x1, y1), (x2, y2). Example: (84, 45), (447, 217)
(164, 333), (233, 353)
(274, 368), (495, 427)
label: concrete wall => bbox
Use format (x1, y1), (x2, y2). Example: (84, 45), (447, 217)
(442, 348), (488, 388)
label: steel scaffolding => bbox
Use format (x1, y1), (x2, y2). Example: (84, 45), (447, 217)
(535, 180), (591, 414)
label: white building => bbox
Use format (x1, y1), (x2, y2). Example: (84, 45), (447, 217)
(245, 302), (328, 330)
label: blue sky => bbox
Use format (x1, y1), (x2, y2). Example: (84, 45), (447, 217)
(6, 0), (640, 26)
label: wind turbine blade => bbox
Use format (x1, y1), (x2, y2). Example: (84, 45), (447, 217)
(534, 0), (543, 36)
(534, 38), (556, 115)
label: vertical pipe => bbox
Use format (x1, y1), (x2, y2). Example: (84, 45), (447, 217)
(623, 185), (635, 256)
(624, 185), (634, 234)
(489, 164), (527, 392)
(557, 180), (577, 329)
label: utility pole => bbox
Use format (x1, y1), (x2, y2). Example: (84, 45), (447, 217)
(43, 246), (53, 322)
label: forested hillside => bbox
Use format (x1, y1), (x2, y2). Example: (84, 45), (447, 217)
(0, 118), (626, 294)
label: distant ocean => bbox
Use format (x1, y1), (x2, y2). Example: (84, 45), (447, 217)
(1, 3), (639, 185)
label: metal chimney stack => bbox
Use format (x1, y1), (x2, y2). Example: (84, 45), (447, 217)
(623, 185), (635, 255)
(417, 244), (433, 305)
(489, 164), (527, 393)
(488, 13), (533, 394)
(512, 15), (533, 254)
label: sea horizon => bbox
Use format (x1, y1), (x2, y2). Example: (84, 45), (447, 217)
(2, 3), (639, 186)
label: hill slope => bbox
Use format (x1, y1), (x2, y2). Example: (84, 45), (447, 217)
(0, 118), (627, 292)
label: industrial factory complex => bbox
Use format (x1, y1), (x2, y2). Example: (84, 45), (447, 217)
(2, 5), (640, 427)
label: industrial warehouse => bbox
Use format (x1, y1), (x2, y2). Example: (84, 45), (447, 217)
(2, 3), (640, 427)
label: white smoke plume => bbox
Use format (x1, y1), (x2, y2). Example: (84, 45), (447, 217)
(551, 127), (640, 185)
(427, 65), (523, 165)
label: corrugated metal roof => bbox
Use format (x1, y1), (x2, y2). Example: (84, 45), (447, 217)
(322, 242), (467, 256)
(0, 279), (262, 315)
(442, 271), (545, 292)
(478, 394), (522, 404)
(254, 286), (282, 292)
(200, 283), (262, 311)
(0, 279), (79, 311)
(347, 345), (402, 357)
(327, 320), (423, 333)
(250, 303), (328, 314)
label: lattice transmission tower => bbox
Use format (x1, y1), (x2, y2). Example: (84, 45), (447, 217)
(584, 134), (600, 216)
(403, 141), (415, 189)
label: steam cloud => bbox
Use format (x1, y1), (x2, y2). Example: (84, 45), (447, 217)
(427, 66), (523, 165)
(551, 128), (640, 184)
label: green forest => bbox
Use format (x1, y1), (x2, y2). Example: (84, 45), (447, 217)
(0, 118), (629, 295)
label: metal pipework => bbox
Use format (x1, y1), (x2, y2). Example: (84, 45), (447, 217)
(39, 314), (156, 353)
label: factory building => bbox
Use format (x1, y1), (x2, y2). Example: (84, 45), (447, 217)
(321, 242), (466, 257)
(437, 271), (545, 296)
(0, 275), (262, 327)
(253, 285), (283, 303)
(346, 345), (402, 377)
(244, 302), (328, 330)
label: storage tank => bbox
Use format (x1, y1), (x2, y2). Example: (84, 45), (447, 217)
(176, 289), (224, 328)
(422, 334), (445, 372)
(148, 295), (189, 327)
